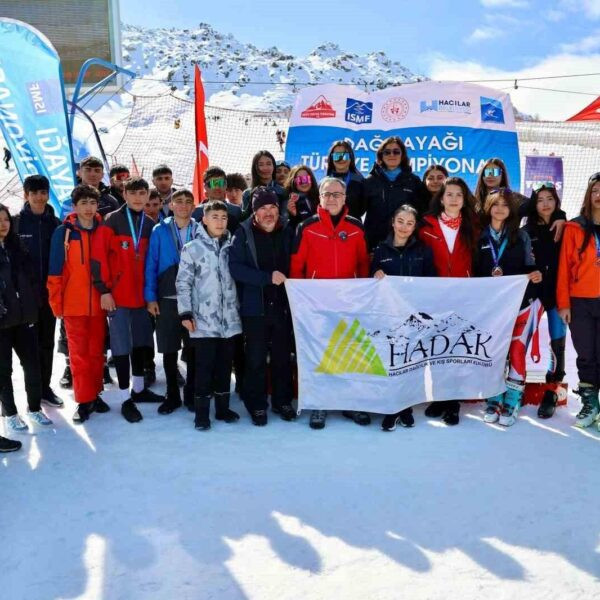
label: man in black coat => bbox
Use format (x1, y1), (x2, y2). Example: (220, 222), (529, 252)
(14, 175), (63, 407)
(229, 187), (296, 426)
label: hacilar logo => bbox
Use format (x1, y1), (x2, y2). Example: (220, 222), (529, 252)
(316, 311), (493, 378)
(301, 95), (336, 119)
(345, 98), (373, 125)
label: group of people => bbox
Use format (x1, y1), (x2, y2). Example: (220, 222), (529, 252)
(1, 135), (599, 454)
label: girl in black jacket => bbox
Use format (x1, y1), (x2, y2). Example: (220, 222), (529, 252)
(0, 204), (52, 433)
(325, 140), (366, 220)
(371, 205), (437, 431)
(523, 182), (567, 418)
(284, 165), (320, 227)
(474, 189), (543, 427)
(363, 136), (429, 251)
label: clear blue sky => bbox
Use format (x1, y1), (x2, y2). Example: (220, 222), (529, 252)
(119, 0), (599, 76)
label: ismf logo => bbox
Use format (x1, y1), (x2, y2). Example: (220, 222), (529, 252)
(315, 319), (387, 376)
(480, 97), (505, 124)
(345, 98), (373, 125)
(301, 95), (336, 119)
(26, 79), (63, 116)
(381, 97), (409, 122)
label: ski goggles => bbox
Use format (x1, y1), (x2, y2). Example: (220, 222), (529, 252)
(489, 186), (512, 195)
(588, 172), (600, 184)
(483, 167), (502, 177)
(206, 177), (226, 189)
(532, 181), (556, 192)
(332, 151), (350, 162)
(114, 172), (130, 181)
(294, 175), (311, 186)
(276, 161), (290, 169)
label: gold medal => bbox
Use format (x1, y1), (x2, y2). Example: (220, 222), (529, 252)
(491, 266), (503, 277)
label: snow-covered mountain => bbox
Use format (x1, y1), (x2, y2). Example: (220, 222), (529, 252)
(121, 23), (425, 110)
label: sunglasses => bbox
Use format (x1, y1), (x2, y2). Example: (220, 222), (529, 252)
(294, 175), (312, 186)
(206, 177), (226, 189)
(332, 151), (350, 162)
(532, 181), (556, 192)
(382, 149), (402, 156)
(490, 187), (512, 195)
(483, 167), (502, 177)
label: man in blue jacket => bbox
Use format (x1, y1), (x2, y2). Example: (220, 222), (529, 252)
(229, 187), (296, 426)
(145, 189), (197, 414)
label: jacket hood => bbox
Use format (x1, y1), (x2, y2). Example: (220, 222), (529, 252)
(63, 212), (102, 231)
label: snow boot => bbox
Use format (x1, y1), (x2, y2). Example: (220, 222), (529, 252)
(546, 337), (566, 383)
(424, 402), (445, 418)
(574, 384), (599, 428)
(342, 411), (371, 426)
(537, 389), (558, 419)
(499, 380), (523, 427)
(272, 404), (297, 421)
(215, 393), (239, 423)
(194, 394), (211, 431)
(250, 409), (268, 426)
(442, 402), (460, 426)
(309, 410), (327, 430)
(484, 393), (504, 423)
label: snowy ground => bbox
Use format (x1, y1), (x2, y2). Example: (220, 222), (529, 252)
(1, 317), (599, 600)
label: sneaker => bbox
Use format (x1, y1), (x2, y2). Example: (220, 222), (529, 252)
(59, 365), (73, 389)
(92, 397), (111, 413)
(28, 410), (53, 426)
(0, 435), (22, 452)
(215, 408), (240, 423)
(309, 409), (327, 430)
(121, 399), (143, 423)
(158, 398), (182, 415)
(72, 402), (92, 424)
(5, 414), (28, 432)
(103, 365), (114, 386)
(176, 368), (186, 388)
(483, 404), (500, 423)
(537, 390), (558, 419)
(250, 409), (268, 426)
(398, 408), (415, 427)
(342, 411), (371, 426)
(143, 368), (156, 388)
(272, 404), (296, 421)
(42, 388), (64, 408)
(424, 402), (445, 418)
(381, 413), (401, 431)
(499, 403), (519, 427)
(131, 388), (164, 404)
(574, 386), (600, 428)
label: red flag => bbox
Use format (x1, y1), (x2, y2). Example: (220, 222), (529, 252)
(566, 96), (600, 121)
(192, 65), (209, 203)
(130, 154), (140, 177)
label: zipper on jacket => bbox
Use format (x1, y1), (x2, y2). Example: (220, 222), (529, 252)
(87, 230), (92, 316)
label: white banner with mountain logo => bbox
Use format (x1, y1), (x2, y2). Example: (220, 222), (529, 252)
(285, 275), (528, 413)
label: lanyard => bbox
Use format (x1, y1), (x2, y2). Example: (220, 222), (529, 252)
(594, 232), (600, 260)
(173, 221), (193, 251)
(487, 229), (508, 267)
(125, 207), (145, 257)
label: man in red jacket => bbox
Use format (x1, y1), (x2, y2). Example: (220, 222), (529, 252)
(91, 177), (164, 423)
(290, 176), (369, 430)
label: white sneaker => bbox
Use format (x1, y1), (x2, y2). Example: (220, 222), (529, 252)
(483, 404), (500, 423)
(28, 410), (53, 426)
(499, 404), (519, 427)
(575, 405), (599, 429)
(5, 414), (29, 432)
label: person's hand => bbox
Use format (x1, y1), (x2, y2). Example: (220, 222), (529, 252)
(272, 271), (287, 285)
(182, 319), (195, 333)
(287, 193), (299, 216)
(558, 308), (571, 324)
(527, 270), (543, 283)
(373, 270), (385, 280)
(147, 301), (160, 316)
(550, 219), (566, 242)
(101, 293), (116, 312)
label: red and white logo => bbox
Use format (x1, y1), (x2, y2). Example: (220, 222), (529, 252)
(301, 95), (336, 119)
(381, 97), (409, 122)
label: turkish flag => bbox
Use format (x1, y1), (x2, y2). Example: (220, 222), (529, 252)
(566, 96), (600, 121)
(192, 65), (209, 203)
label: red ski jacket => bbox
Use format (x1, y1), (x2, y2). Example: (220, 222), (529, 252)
(290, 206), (369, 279)
(91, 205), (155, 308)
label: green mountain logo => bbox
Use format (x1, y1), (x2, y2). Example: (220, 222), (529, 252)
(315, 319), (387, 376)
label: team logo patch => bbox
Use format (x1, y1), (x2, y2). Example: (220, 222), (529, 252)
(345, 98), (373, 125)
(480, 97), (505, 124)
(301, 95), (336, 119)
(381, 97), (409, 122)
(121, 240), (130, 250)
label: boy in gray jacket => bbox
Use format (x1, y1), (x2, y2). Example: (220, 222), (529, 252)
(176, 201), (242, 430)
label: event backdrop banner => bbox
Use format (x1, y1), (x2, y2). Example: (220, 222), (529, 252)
(523, 155), (563, 199)
(0, 18), (76, 216)
(285, 82), (520, 191)
(285, 275), (528, 413)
